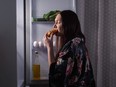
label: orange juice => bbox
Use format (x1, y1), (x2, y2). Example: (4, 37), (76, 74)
(32, 64), (40, 80)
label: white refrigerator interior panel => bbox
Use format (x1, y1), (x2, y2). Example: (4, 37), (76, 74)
(32, 0), (75, 18)
(32, 24), (53, 42)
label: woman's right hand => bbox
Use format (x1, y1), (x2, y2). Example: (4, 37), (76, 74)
(43, 32), (54, 49)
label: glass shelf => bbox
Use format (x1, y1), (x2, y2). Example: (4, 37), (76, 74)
(32, 18), (54, 24)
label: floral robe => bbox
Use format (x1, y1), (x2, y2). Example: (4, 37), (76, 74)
(49, 37), (96, 87)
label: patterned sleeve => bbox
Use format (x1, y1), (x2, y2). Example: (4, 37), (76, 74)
(64, 38), (96, 87)
(49, 41), (72, 87)
(49, 37), (96, 87)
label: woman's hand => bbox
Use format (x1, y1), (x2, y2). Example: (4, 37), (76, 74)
(43, 32), (54, 49)
(43, 33), (55, 66)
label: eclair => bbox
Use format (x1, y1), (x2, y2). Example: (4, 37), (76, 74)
(47, 29), (58, 37)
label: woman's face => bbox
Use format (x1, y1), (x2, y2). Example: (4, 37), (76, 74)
(54, 14), (64, 36)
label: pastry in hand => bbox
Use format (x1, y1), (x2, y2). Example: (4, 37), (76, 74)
(47, 29), (58, 37)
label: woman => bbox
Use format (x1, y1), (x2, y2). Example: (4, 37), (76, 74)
(43, 10), (95, 87)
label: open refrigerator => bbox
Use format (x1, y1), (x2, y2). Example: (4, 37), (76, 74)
(24, 0), (76, 85)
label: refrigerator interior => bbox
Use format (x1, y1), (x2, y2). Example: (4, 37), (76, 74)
(26, 0), (76, 83)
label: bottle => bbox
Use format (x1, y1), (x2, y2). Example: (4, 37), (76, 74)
(32, 51), (40, 80)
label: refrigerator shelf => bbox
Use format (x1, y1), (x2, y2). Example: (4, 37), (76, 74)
(32, 18), (54, 24)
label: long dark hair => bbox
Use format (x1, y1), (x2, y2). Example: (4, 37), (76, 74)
(55, 10), (85, 59)
(60, 10), (85, 42)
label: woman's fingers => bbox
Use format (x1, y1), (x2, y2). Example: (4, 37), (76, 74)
(43, 33), (48, 44)
(43, 32), (54, 46)
(49, 33), (53, 40)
